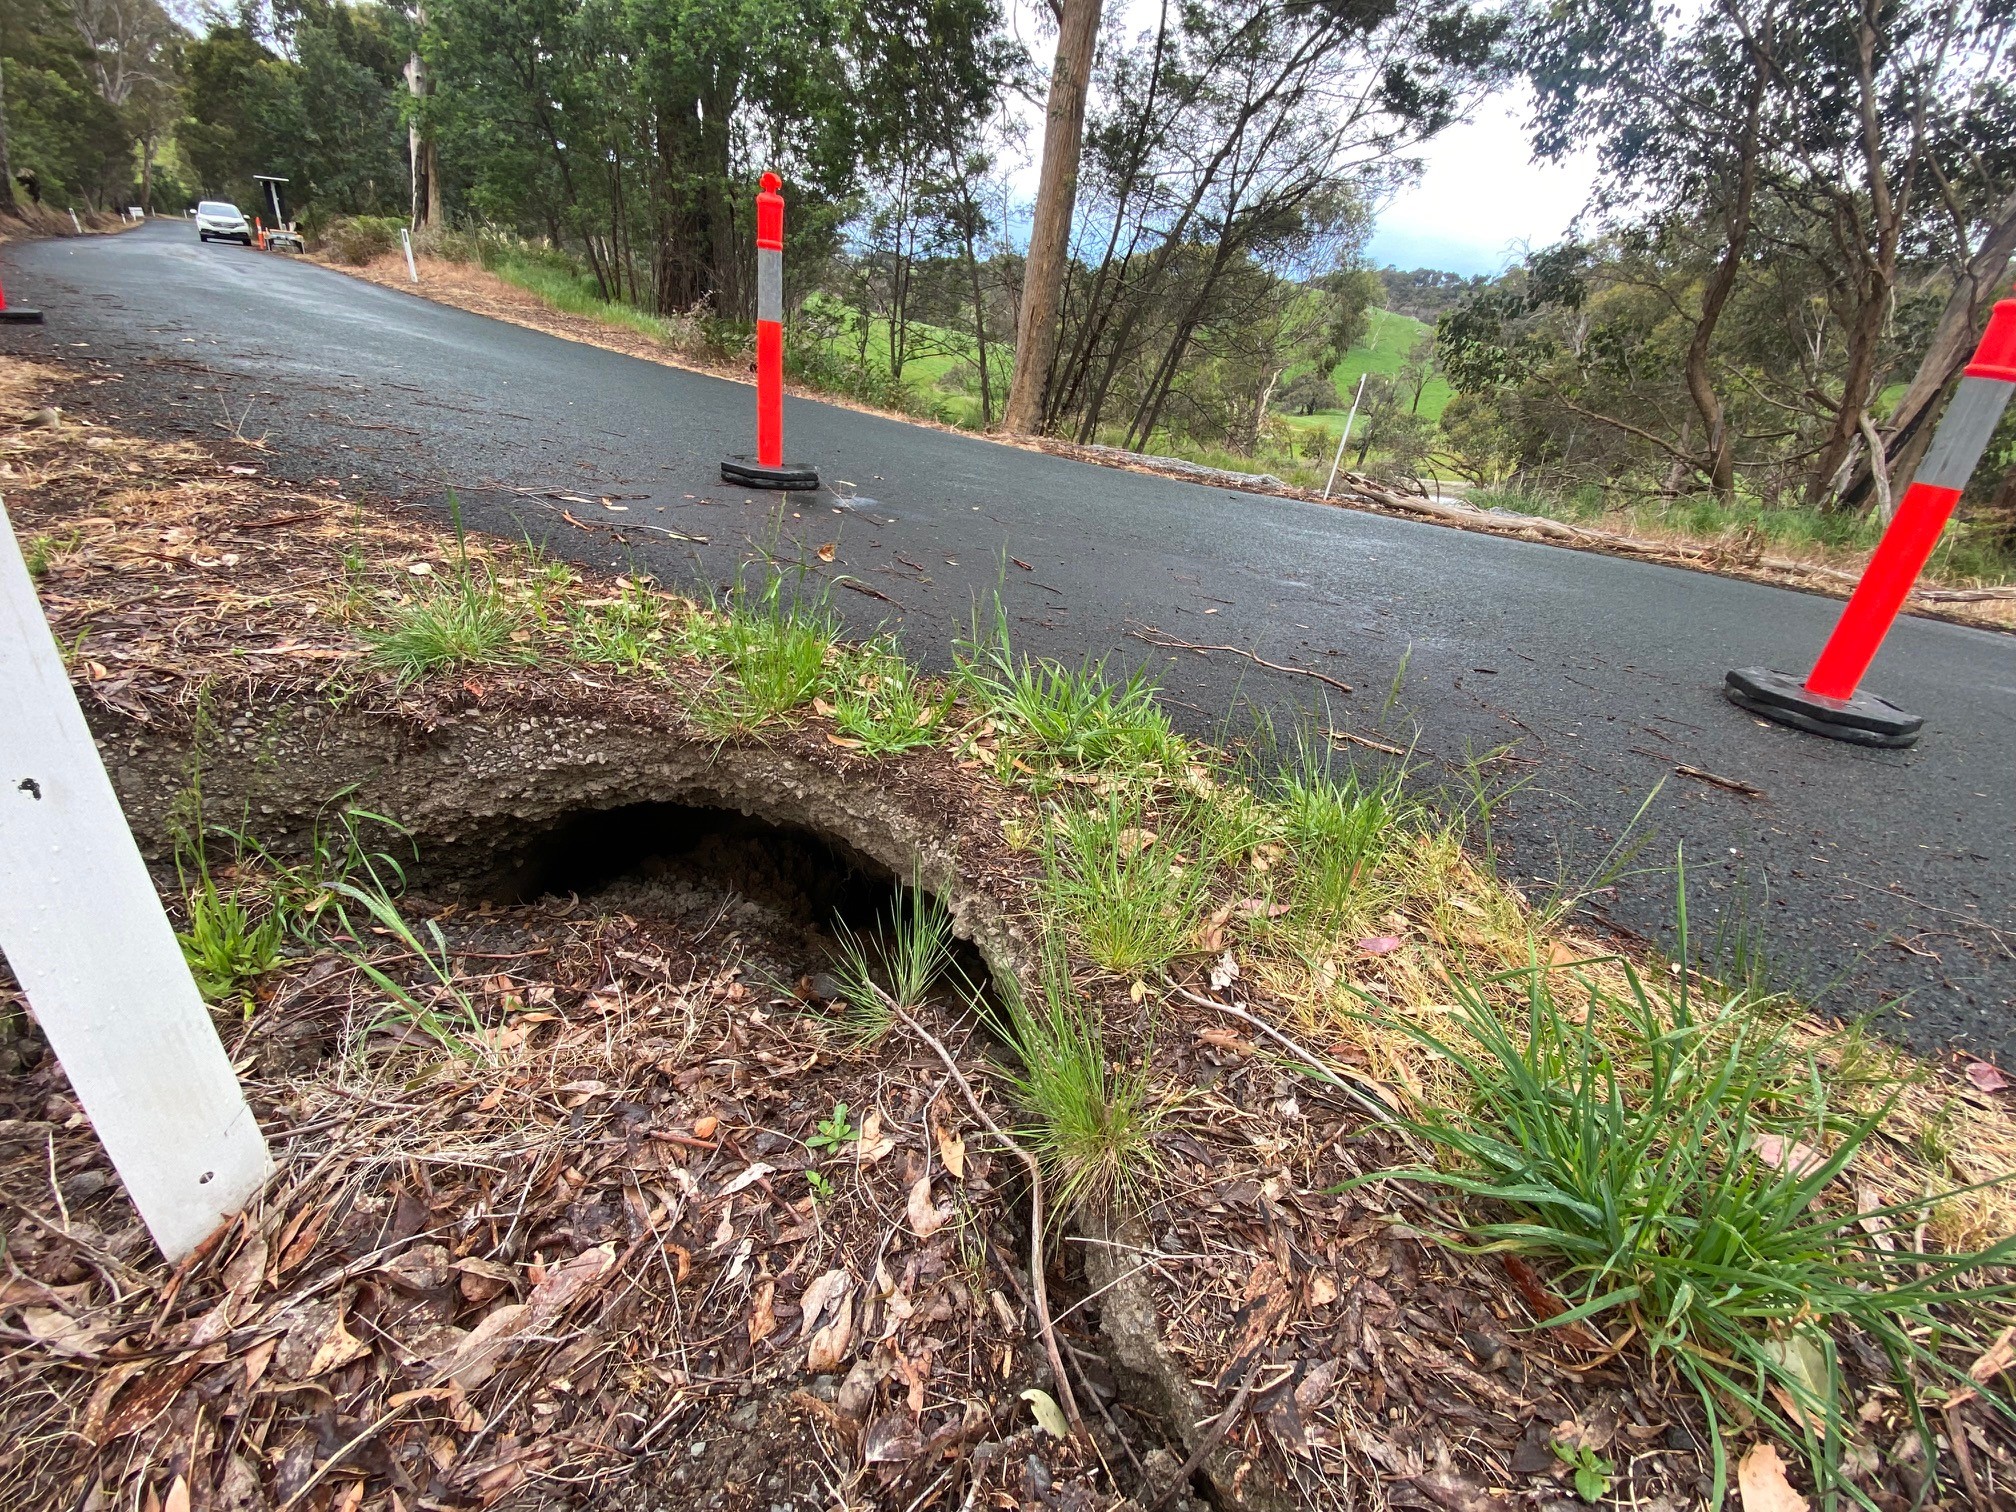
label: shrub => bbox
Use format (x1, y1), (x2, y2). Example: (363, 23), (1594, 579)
(319, 215), (405, 266)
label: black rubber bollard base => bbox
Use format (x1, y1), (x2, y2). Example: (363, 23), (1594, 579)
(1724, 667), (1923, 748)
(0, 309), (45, 324)
(721, 455), (819, 491)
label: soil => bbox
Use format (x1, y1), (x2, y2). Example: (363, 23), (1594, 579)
(2, 355), (2013, 1512)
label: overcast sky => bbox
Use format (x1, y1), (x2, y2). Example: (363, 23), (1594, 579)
(996, 0), (1602, 281)
(1363, 91), (1598, 274)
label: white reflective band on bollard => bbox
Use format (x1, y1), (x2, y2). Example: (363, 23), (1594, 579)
(757, 247), (783, 325)
(1916, 375), (2015, 491)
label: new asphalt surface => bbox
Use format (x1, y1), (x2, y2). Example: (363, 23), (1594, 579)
(6, 221), (2014, 1059)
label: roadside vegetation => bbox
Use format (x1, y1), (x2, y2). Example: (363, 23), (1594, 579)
(9, 0), (2016, 593)
(263, 505), (2016, 1502)
(7, 376), (2016, 1509)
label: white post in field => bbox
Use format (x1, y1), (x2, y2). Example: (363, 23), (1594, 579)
(0, 499), (270, 1261)
(401, 227), (419, 283)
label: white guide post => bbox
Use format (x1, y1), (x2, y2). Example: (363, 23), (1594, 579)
(1321, 373), (1370, 500)
(402, 227), (419, 283)
(0, 500), (270, 1261)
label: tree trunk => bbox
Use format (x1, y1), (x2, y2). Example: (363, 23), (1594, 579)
(1838, 184), (2016, 511)
(0, 60), (17, 216)
(701, 87), (740, 319)
(1684, 43), (1767, 506)
(1806, 7), (1910, 508)
(653, 100), (711, 314)
(1002, 0), (1104, 435)
(405, 10), (441, 229)
(959, 194), (992, 426)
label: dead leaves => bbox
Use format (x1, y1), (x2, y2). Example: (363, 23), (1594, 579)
(801, 1268), (855, 1373)
(275, 1297), (371, 1381)
(906, 1173), (955, 1238)
(748, 1278), (779, 1346)
(430, 1303), (531, 1390)
(1020, 1388), (1070, 1439)
(854, 1107), (896, 1165)
(934, 1123), (966, 1181)
(1738, 1442), (1809, 1512)
(21, 1307), (111, 1358)
(1752, 1133), (1827, 1180)
(717, 1161), (775, 1197)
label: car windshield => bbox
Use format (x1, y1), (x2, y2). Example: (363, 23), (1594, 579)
(198, 201), (241, 217)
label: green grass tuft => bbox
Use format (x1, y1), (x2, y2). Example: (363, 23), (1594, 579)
(1043, 795), (1211, 977)
(991, 962), (1166, 1216)
(957, 600), (1184, 775)
(827, 885), (958, 1044)
(1352, 950), (2016, 1510)
(566, 576), (673, 671)
(684, 573), (842, 731)
(177, 871), (284, 1011)
(830, 643), (951, 755)
(367, 552), (532, 681)
(1271, 755), (1415, 923)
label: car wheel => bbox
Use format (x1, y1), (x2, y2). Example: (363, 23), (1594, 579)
(199, 231), (210, 242)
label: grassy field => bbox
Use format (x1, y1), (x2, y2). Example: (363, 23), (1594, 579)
(473, 248), (1437, 474)
(803, 296), (1451, 450)
(1280, 306), (1454, 437)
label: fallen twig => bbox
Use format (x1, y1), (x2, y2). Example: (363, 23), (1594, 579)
(890, 1004), (1085, 1440)
(1331, 727), (1406, 756)
(1142, 1358), (1275, 1512)
(839, 578), (900, 605)
(1171, 985), (1399, 1127)
(1128, 624), (1352, 695)
(275, 1400), (411, 1511)
(1672, 762), (1767, 799)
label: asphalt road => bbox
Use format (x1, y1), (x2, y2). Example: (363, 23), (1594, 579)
(6, 221), (2014, 1059)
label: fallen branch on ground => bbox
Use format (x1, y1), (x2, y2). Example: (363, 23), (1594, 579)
(1331, 727), (1406, 756)
(1672, 763), (1767, 799)
(1171, 985), (1410, 1133)
(1127, 625), (1353, 695)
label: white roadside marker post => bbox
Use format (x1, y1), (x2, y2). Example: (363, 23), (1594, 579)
(0, 499), (271, 1261)
(401, 227), (419, 283)
(1321, 373), (1370, 500)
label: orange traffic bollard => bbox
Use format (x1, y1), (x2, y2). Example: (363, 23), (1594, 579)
(0, 271), (44, 325)
(721, 173), (818, 491)
(1727, 295), (2016, 747)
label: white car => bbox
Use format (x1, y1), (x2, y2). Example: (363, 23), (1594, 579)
(195, 200), (252, 244)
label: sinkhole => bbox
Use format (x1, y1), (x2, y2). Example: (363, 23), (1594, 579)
(468, 798), (995, 998)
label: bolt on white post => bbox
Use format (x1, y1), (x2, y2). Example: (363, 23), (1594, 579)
(0, 499), (271, 1261)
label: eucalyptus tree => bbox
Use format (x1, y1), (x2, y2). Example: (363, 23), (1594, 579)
(1035, 0), (1503, 446)
(1516, 0), (2016, 509)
